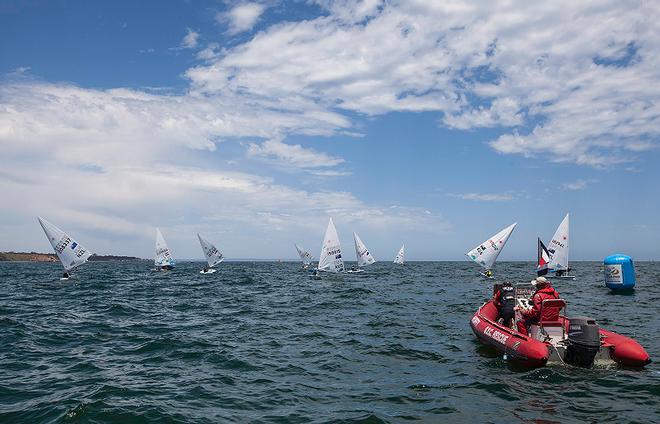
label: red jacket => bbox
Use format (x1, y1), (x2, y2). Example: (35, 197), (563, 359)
(523, 284), (560, 321)
(493, 290), (503, 307)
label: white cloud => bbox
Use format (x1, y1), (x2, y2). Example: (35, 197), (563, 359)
(181, 28), (200, 49)
(0, 159), (449, 257)
(0, 80), (446, 257)
(309, 170), (352, 177)
(313, 0), (384, 23)
(12, 66), (31, 75)
(189, 0), (660, 167)
(0, 81), (352, 164)
(247, 137), (344, 169)
(450, 192), (514, 202)
(196, 42), (220, 60)
(562, 179), (598, 191)
(220, 3), (266, 35)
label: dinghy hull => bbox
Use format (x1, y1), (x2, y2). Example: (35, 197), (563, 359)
(547, 274), (576, 280)
(470, 301), (549, 367)
(470, 301), (651, 368)
(599, 329), (651, 367)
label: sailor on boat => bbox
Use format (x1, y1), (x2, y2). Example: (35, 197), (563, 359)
(493, 282), (515, 328)
(515, 276), (560, 335)
(62, 271), (70, 280)
(471, 278), (651, 368)
(484, 269), (493, 278)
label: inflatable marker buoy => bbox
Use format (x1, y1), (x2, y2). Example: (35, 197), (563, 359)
(604, 254), (635, 291)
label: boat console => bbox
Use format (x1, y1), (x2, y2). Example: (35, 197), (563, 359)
(514, 283), (535, 310)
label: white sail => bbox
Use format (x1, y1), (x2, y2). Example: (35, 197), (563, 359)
(198, 233), (224, 267)
(466, 222), (517, 270)
(38, 217), (92, 272)
(548, 213), (570, 271)
(393, 244), (405, 264)
(353, 232), (376, 267)
(155, 228), (175, 267)
(317, 218), (344, 273)
(294, 244), (313, 266)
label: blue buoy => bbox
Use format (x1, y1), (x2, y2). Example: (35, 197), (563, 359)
(604, 254), (635, 291)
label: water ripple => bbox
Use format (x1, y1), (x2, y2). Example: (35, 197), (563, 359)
(0, 261), (657, 422)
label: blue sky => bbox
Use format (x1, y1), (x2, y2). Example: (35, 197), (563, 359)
(1, 0), (659, 261)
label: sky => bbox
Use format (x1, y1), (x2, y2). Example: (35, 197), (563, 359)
(1, 0), (659, 261)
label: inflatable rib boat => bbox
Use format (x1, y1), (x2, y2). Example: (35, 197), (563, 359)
(470, 291), (651, 368)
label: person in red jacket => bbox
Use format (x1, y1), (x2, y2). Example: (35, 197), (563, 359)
(515, 276), (560, 335)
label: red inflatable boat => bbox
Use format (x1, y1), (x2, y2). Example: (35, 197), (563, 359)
(470, 296), (651, 368)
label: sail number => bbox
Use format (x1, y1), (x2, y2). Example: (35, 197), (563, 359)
(550, 239), (565, 249)
(54, 236), (72, 254)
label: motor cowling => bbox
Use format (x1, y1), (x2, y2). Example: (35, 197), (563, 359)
(564, 316), (601, 367)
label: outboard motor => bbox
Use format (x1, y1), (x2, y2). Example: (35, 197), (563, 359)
(564, 316), (601, 367)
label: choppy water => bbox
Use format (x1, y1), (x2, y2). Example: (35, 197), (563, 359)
(0, 261), (658, 423)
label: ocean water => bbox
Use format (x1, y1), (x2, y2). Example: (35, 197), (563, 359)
(0, 261), (658, 423)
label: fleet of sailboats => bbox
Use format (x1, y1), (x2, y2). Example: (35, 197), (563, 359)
(38, 217), (92, 280)
(32, 214), (579, 281)
(466, 222), (517, 278)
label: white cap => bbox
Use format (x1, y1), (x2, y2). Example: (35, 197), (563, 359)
(530, 279), (538, 286)
(532, 276), (548, 286)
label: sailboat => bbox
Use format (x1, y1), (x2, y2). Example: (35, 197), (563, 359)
(537, 237), (551, 276)
(466, 222), (517, 278)
(314, 218), (344, 278)
(37, 217), (92, 280)
(546, 213), (575, 280)
(294, 244), (313, 269)
(154, 228), (175, 270)
(393, 244), (405, 265)
(198, 233), (224, 274)
(349, 232), (376, 273)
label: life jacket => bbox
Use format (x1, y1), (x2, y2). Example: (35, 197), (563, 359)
(498, 285), (515, 314)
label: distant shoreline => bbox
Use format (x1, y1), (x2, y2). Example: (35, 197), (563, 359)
(0, 252), (145, 262)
